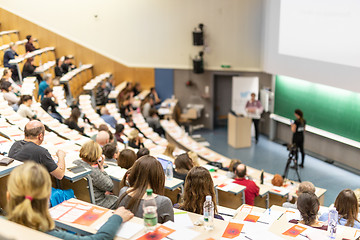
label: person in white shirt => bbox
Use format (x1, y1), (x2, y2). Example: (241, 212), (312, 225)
(17, 95), (37, 119)
(1, 68), (21, 93)
(245, 92), (263, 143)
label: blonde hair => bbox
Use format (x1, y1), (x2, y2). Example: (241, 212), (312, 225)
(80, 140), (102, 164)
(6, 162), (54, 232)
(187, 151), (200, 167)
(163, 143), (175, 158)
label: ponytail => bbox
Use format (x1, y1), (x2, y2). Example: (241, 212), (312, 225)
(295, 109), (304, 124)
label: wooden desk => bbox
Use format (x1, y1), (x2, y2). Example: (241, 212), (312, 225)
(0, 218), (60, 240)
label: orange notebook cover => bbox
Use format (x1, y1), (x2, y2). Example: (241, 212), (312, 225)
(222, 222), (244, 239)
(73, 206), (108, 226)
(282, 224), (307, 237)
(244, 214), (260, 223)
(136, 225), (175, 240)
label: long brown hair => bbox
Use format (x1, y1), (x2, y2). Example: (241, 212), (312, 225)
(117, 156), (165, 212)
(297, 192), (319, 226)
(174, 153), (193, 173)
(180, 166), (218, 214)
(334, 189), (359, 227)
(6, 162), (54, 232)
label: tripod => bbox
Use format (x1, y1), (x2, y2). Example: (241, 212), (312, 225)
(282, 147), (301, 182)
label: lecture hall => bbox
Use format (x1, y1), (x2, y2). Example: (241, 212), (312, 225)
(0, 0), (359, 239)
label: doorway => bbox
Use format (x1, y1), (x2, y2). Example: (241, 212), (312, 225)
(213, 74), (233, 128)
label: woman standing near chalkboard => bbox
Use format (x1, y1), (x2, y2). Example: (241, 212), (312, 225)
(291, 109), (306, 168)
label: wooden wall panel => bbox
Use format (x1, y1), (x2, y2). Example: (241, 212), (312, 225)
(0, 8), (155, 90)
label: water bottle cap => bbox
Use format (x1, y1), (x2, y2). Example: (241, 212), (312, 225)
(206, 195), (212, 201)
(146, 189), (153, 196)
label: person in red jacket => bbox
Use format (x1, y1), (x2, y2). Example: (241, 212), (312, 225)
(233, 164), (259, 205)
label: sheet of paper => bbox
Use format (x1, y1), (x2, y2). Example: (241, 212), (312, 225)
(238, 205), (253, 214)
(257, 209), (284, 225)
(49, 205), (72, 219)
(284, 209), (301, 222)
(163, 221), (200, 240)
(174, 211), (194, 228)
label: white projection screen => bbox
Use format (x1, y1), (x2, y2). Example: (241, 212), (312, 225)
(262, 0), (360, 93)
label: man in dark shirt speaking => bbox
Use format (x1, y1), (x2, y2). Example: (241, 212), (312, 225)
(8, 120), (66, 180)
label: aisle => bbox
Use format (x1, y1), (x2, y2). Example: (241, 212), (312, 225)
(195, 127), (360, 206)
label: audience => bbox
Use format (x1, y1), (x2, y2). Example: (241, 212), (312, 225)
(117, 149), (137, 169)
(22, 57), (42, 82)
(25, 35), (39, 52)
(1, 81), (20, 110)
(103, 143), (119, 163)
(226, 159), (242, 179)
(96, 131), (110, 147)
(114, 123), (125, 143)
(289, 192), (327, 230)
(38, 74), (52, 99)
(91, 124), (109, 140)
(116, 155), (174, 223)
(1, 68), (20, 93)
(65, 107), (84, 133)
(319, 189), (360, 229)
(132, 82), (141, 96)
(173, 153), (194, 181)
(233, 164), (259, 206)
(74, 141), (118, 209)
(17, 95), (37, 119)
(128, 129), (144, 149)
(119, 97), (133, 121)
(136, 147), (150, 159)
(8, 120), (66, 180)
(100, 107), (117, 129)
(104, 77), (115, 97)
(174, 166), (224, 220)
(6, 162), (134, 239)
(283, 181), (315, 209)
(41, 87), (63, 122)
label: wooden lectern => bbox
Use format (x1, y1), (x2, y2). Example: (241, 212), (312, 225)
(228, 113), (252, 148)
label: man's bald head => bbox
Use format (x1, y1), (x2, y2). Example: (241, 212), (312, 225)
(235, 164), (247, 178)
(24, 120), (45, 139)
(96, 131), (110, 146)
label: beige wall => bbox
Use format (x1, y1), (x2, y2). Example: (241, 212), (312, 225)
(0, 0), (263, 71)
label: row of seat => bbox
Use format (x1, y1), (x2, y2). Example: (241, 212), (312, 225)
(60, 64), (93, 99)
(0, 30), (19, 46)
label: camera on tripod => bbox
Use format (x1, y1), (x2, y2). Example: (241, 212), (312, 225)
(282, 143), (301, 182)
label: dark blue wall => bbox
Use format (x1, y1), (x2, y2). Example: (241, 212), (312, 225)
(155, 68), (174, 100)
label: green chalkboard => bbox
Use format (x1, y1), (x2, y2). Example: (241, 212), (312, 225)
(274, 75), (360, 142)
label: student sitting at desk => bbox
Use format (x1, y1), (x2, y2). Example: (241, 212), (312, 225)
(117, 149), (137, 169)
(289, 192), (327, 230)
(61, 56), (76, 74)
(102, 142), (119, 164)
(119, 97), (133, 121)
(283, 181), (315, 209)
(22, 57), (42, 82)
(95, 81), (107, 107)
(116, 155), (174, 223)
(8, 120), (66, 180)
(3, 43), (19, 80)
(17, 95), (37, 119)
(1, 80), (20, 110)
(163, 143), (175, 159)
(41, 87), (63, 123)
(25, 35), (39, 52)
(174, 166), (224, 220)
(319, 189), (360, 229)
(233, 164), (259, 206)
(114, 124), (125, 144)
(38, 74), (52, 100)
(65, 107), (85, 133)
(1, 68), (21, 93)
(226, 159), (242, 179)
(54, 57), (64, 77)
(100, 107), (117, 129)
(6, 162), (134, 240)
(173, 153), (194, 181)
(74, 140), (118, 209)
(128, 129), (144, 149)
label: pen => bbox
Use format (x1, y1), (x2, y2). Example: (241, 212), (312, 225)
(277, 213), (284, 220)
(244, 236), (253, 240)
(299, 233), (309, 239)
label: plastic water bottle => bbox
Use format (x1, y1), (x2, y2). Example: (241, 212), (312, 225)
(203, 195), (214, 230)
(328, 207), (338, 239)
(165, 162), (173, 181)
(143, 189), (158, 232)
